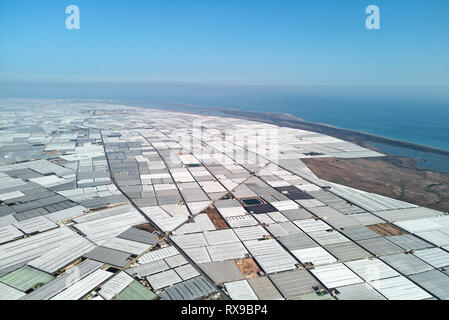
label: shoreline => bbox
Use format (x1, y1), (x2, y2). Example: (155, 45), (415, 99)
(117, 99), (449, 157)
(214, 108), (449, 156)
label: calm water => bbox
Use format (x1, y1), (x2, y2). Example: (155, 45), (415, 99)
(370, 142), (449, 174)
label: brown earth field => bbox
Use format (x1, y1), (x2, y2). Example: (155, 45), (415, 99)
(205, 206), (230, 230)
(303, 156), (449, 213)
(366, 223), (405, 236)
(234, 258), (261, 279)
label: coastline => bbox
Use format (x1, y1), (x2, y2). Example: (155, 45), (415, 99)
(215, 108), (449, 156)
(114, 99), (449, 157)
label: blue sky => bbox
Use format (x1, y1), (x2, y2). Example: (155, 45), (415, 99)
(0, 0), (448, 86)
